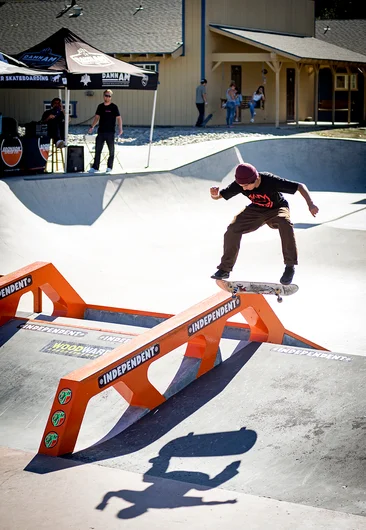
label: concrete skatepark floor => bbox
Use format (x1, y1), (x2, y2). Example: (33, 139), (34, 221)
(0, 136), (365, 529)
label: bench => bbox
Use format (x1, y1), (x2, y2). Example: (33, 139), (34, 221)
(318, 99), (348, 111)
(221, 96), (265, 110)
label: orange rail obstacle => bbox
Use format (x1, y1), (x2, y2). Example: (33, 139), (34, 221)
(0, 262), (326, 457)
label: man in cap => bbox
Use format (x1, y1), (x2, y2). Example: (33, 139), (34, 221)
(195, 78), (208, 127)
(210, 162), (319, 285)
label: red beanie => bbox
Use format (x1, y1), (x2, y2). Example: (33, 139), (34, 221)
(235, 163), (259, 184)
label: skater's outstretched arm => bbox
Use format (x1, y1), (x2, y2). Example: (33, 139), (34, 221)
(297, 183), (319, 217)
(210, 186), (222, 200)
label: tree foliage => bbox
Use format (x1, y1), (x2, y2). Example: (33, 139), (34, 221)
(315, 0), (366, 19)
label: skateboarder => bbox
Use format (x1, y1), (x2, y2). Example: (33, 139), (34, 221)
(210, 162), (319, 285)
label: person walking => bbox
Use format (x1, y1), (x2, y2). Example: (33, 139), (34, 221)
(248, 85), (265, 123)
(225, 82), (236, 127)
(195, 79), (208, 127)
(88, 89), (123, 174)
(209, 162), (319, 285)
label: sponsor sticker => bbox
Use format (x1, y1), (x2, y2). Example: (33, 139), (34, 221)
(188, 298), (241, 336)
(1, 137), (23, 167)
(58, 388), (72, 405)
(38, 138), (50, 161)
(80, 73), (91, 86)
(271, 346), (352, 363)
(0, 276), (32, 300)
(70, 48), (113, 67)
(98, 343), (160, 388)
(51, 410), (66, 427)
(19, 51), (62, 68)
(41, 340), (114, 359)
(102, 72), (131, 87)
(44, 431), (58, 449)
(19, 323), (87, 337)
(98, 334), (132, 344)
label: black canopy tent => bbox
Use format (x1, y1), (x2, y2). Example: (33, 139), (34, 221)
(0, 53), (66, 176)
(0, 52), (65, 89)
(15, 28), (159, 168)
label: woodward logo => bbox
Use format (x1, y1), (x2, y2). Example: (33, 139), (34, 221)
(1, 137), (22, 167)
(41, 340), (114, 360)
(38, 138), (50, 161)
(271, 346), (352, 363)
(188, 298), (241, 336)
(98, 344), (160, 388)
(0, 276), (32, 299)
(70, 48), (113, 67)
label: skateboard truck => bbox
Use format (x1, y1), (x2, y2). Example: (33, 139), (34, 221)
(274, 288), (283, 303)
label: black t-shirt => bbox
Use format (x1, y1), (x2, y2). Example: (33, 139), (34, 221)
(220, 172), (299, 209)
(95, 102), (120, 133)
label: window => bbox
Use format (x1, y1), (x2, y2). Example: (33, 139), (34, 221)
(334, 73), (358, 91)
(43, 101), (77, 118)
(132, 62), (159, 73)
(350, 74), (358, 90)
(335, 74), (348, 90)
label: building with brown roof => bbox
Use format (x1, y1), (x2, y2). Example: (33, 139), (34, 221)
(0, 0), (365, 127)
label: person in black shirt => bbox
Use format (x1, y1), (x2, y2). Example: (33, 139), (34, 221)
(41, 97), (65, 148)
(88, 89), (123, 174)
(210, 162), (319, 285)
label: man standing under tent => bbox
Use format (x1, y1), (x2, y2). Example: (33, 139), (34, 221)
(88, 89), (123, 174)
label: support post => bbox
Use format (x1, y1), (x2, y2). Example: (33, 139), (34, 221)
(314, 64), (320, 125)
(146, 88), (158, 168)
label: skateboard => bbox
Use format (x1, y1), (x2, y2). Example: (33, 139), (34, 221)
(201, 113), (213, 127)
(216, 279), (299, 303)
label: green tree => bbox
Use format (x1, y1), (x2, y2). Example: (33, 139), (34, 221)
(315, 0), (366, 19)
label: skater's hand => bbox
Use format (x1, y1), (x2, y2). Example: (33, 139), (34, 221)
(309, 203), (319, 217)
(210, 186), (221, 200)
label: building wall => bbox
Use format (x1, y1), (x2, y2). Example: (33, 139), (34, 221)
(204, 0), (316, 126)
(206, 0), (315, 37)
(0, 0), (319, 127)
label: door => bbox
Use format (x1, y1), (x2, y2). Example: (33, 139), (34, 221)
(286, 68), (295, 121)
(231, 65), (242, 121)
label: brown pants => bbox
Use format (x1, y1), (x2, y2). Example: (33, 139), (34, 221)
(218, 206), (298, 271)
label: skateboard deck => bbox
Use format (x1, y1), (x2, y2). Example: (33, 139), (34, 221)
(216, 279), (299, 303)
(202, 113), (213, 127)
